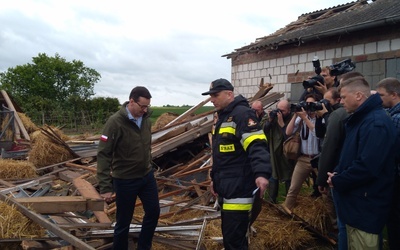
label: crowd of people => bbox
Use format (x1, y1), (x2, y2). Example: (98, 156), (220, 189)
(95, 70), (399, 250)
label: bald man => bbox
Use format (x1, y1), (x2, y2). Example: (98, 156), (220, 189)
(262, 99), (295, 203)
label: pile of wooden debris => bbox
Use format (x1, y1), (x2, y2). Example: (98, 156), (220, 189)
(0, 82), (337, 250)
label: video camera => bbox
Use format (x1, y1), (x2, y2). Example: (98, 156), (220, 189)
(329, 58), (356, 76)
(291, 99), (331, 112)
(303, 56), (324, 89)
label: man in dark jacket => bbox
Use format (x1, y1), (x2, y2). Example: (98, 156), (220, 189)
(202, 78), (272, 250)
(97, 86), (160, 250)
(328, 76), (397, 249)
(316, 87), (348, 249)
(376, 77), (400, 250)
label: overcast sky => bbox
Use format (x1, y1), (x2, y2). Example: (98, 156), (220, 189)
(0, 0), (349, 106)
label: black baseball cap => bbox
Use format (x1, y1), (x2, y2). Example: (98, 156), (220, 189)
(201, 78), (234, 95)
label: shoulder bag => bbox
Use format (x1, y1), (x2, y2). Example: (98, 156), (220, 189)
(283, 121), (302, 160)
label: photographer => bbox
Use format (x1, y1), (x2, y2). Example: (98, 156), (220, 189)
(283, 94), (321, 211)
(261, 99), (294, 203)
(300, 66), (336, 102)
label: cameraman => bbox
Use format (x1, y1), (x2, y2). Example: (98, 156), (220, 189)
(315, 66), (337, 96)
(261, 99), (295, 203)
(300, 66), (336, 102)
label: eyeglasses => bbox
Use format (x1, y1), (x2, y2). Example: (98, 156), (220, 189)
(135, 101), (151, 110)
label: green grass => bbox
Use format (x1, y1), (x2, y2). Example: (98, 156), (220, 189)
(150, 106), (214, 123)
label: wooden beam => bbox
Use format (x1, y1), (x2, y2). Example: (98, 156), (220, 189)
(1, 90), (30, 140)
(15, 196), (104, 213)
(72, 178), (111, 223)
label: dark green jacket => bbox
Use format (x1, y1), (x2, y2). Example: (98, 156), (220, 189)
(262, 112), (294, 180)
(97, 102), (152, 194)
(316, 106), (348, 187)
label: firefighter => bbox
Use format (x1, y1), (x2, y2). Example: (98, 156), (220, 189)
(202, 78), (272, 250)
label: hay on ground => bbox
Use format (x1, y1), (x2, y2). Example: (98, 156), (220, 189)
(0, 201), (45, 238)
(0, 159), (37, 179)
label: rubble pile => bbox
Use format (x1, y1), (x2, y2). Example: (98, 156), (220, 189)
(0, 84), (336, 249)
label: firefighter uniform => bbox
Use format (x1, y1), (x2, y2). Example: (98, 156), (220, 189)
(211, 94), (272, 250)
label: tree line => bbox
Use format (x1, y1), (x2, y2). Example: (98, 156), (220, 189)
(0, 53), (120, 130)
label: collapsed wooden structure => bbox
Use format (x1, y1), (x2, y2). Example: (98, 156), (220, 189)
(0, 82), (337, 250)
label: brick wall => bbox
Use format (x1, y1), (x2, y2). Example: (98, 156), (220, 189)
(230, 26), (400, 101)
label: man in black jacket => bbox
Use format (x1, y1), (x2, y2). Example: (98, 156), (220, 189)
(202, 78), (272, 250)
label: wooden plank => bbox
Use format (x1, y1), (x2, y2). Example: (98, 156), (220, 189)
(1, 90), (30, 140)
(21, 240), (64, 250)
(152, 119), (213, 159)
(72, 178), (111, 223)
(0, 192), (96, 250)
(58, 170), (82, 183)
(152, 122), (193, 144)
(15, 196), (104, 213)
(171, 154), (209, 177)
(165, 97), (211, 127)
(65, 162), (96, 173)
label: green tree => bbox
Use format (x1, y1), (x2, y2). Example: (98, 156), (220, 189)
(0, 53), (100, 112)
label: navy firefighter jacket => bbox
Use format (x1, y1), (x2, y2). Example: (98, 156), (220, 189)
(211, 95), (272, 199)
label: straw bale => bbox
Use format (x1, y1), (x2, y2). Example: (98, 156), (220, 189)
(1, 113), (14, 141)
(152, 112), (179, 131)
(17, 112), (39, 134)
(0, 201), (45, 238)
(0, 159), (37, 179)
(28, 140), (74, 168)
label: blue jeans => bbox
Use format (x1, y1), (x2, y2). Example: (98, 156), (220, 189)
(113, 170), (160, 250)
(332, 188), (347, 250)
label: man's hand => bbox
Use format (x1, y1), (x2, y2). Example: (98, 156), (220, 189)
(318, 185), (328, 195)
(100, 192), (114, 204)
(276, 111), (285, 128)
(255, 177), (269, 198)
(327, 172), (336, 188)
(314, 81), (328, 95)
(210, 181), (217, 196)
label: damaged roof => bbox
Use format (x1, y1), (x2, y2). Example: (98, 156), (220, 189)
(223, 0), (400, 58)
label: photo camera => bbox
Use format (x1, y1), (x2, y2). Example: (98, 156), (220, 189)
(291, 99), (331, 112)
(303, 57), (324, 89)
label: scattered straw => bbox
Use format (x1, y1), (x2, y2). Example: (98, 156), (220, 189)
(0, 159), (37, 179)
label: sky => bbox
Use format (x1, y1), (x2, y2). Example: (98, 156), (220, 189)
(0, 0), (350, 106)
